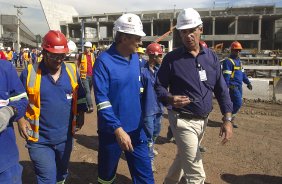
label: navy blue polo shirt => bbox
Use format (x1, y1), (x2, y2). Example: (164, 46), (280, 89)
(155, 46), (233, 116)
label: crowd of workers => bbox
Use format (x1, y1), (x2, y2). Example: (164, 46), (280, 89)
(0, 7), (253, 184)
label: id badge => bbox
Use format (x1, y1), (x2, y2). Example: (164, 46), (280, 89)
(199, 70), (207, 81)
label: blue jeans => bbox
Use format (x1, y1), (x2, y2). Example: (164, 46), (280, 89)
(81, 76), (93, 108)
(0, 163), (22, 184)
(26, 138), (73, 184)
(143, 113), (162, 161)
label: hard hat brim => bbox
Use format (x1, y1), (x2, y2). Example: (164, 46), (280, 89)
(45, 47), (69, 54)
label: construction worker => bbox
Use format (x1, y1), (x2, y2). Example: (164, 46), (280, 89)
(93, 13), (154, 183)
(136, 47), (147, 68)
(0, 59), (28, 184)
(77, 41), (95, 113)
(13, 49), (18, 67)
(23, 48), (30, 69)
(141, 42), (164, 172)
(6, 47), (13, 63)
(18, 30), (87, 184)
(222, 41), (253, 128)
(155, 8), (233, 184)
(0, 46), (7, 60)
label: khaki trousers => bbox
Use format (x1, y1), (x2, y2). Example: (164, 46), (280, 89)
(164, 110), (208, 184)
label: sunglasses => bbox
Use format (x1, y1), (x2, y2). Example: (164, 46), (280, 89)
(47, 53), (66, 60)
(149, 54), (163, 59)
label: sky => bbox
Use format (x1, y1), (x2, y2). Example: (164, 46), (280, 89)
(0, 0), (281, 36)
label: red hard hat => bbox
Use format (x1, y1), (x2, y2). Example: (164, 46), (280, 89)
(42, 30), (69, 54)
(230, 41), (243, 50)
(146, 43), (163, 55)
(199, 41), (208, 48)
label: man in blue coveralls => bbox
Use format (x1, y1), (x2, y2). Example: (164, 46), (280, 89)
(222, 41), (253, 128)
(93, 13), (154, 184)
(141, 42), (164, 172)
(18, 30), (87, 184)
(155, 8), (233, 184)
(0, 59), (28, 184)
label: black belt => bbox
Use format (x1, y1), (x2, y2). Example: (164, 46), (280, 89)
(175, 111), (209, 120)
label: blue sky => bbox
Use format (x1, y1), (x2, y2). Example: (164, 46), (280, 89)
(0, 0), (281, 35)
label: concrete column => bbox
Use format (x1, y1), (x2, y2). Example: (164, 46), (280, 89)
(151, 19), (154, 36)
(258, 15), (262, 51)
(212, 17), (215, 47)
(66, 24), (70, 39)
(97, 21), (100, 41)
(235, 16), (238, 35)
(170, 18), (174, 49)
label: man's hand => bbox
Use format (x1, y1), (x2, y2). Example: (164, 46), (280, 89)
(219, 121), (233, 145)
(247, 83), (253, 90)
(75, 112), (85, 132)
(167, 95), (191, 108)
(17, 117), (32, 140)
(0, 106), (14, 133)
(114, 127), (134, 152)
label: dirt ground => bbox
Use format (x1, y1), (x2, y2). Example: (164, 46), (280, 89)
(16, 99), (282, 184)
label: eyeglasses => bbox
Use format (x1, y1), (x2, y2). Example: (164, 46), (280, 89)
(149, 54), (163, 59)
(47, 53), (66, 60)
(180, 26), (201, 35)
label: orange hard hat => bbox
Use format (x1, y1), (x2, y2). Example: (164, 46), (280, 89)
(199, 41), (208, 48)
(42, 30), (69, 54)
(230, 41), (243, 50)
(146, 43), (163, 55)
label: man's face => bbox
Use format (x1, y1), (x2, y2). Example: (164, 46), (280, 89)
(124, 35), (142, 54)
(45, 52), (66, 71)
(149, 54), (163, 66)
(179, 26), (203, 50)
(231, 49), (241, 57)
(84, 47), (91, 53)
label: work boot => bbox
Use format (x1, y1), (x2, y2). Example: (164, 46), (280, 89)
(231, 116), (238, 128)
(199, 145), (207, 153)
(232, 123), (238, 128)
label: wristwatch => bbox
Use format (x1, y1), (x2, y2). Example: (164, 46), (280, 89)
(222, 116), (232, 122)
(10, 106), (18, 117)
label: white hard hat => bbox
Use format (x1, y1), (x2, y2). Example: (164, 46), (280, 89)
(114, 13), (146, 37)
(7, 47), (11, 51)
(68, 40), (77, 53)
(0, 46), (4, 50)
(84, 41), (92, 48)
(176, 8), (203, 30)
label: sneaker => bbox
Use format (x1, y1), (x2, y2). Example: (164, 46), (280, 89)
(199, 146), (207, 153)
(153, 149), (158, 156)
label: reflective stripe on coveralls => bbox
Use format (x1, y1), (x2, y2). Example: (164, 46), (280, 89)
(97, 101), (112, 111)
(98, 175), (116, 184)
(222, 58), (242, 79)
(25, 62), (78, 142)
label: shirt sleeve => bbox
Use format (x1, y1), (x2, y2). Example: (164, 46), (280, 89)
(222, 59), (233, 87)
(213, 56), (233, 115)
(242, 72), (250, 84)
(155, 54), (172, 106)
(93, 58), (121, 133)
(8, 64), (28, 121)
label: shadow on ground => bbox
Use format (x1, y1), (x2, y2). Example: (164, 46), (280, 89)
(221, 173), (282, 184)
(20, 161), (131, 184)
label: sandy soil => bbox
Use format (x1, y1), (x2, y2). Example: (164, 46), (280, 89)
(16, 99), (282, 184)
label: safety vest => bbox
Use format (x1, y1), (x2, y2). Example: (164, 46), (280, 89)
(227, 58), (242, 79)
(6, 51), (13, 60)
(79, 53), (94, 79)
(37, 53), (43, 63)
(25, 62), (79, 142)
(23, 52), (29, 62)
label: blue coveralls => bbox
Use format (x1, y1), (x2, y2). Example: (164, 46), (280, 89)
(93, 43), (154, 184)
(222, 55), (251, 115)
(0, 60), (28, 184)
(141, 63), (164, 162)
(20, 61), (87, 184)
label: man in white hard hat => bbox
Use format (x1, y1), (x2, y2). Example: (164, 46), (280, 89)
(77, 41), (95, 113)
(155, 8), (233, 184)
(93, 13), (154, 183)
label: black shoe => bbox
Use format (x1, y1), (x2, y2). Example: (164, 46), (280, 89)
(232, 123), (238, 128)
(87, 107), (94, 113)
(199, 146), (207, 153)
